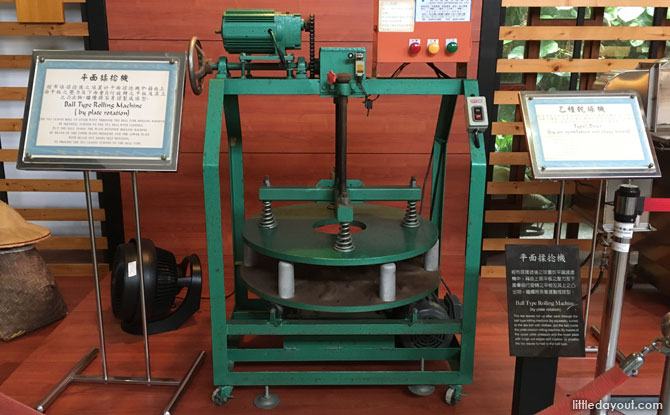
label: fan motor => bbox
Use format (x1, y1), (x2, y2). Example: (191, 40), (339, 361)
(111, 238), (202, 335)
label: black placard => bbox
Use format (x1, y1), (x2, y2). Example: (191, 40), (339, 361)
(505, 245), (585, 358)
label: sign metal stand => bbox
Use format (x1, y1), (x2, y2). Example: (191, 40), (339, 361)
(36, 171), (206, 415)
(16, 50), (205, 415)
(511, 90), (662, 414)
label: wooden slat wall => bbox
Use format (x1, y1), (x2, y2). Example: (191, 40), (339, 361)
(484, 0), (669, 278)
(0, 0), (85, 3)
(105, 0), (484, 272)
(503, 0), (668, 5)
(0, 1), (105, 277)
(0, 55), (31, 68)
(0, 22), (88, 36)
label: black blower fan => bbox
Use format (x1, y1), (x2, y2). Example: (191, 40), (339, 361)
(111, 238), (202, 335)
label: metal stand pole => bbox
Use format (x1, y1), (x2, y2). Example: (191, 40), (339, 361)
(84, 171), (108, 379)
(659, 313), (670, 415)
(555, 180), (566, 245)
(591, 184), (640, 415)
(35, 171), (206, 415)
(511, 202), (564, 415)
(35, 347), (98, 412)
(162, 351), (206, 415)
(589, 325), (637, 376)
(584, 180), (604, 338)
(659, 357), (670, 415)
(131, 171), (152, 381)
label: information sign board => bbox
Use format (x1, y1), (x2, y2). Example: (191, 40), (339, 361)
(505, 244), (585, 358)
(520, 91), (660, 180)
(17, 50), (186, 171)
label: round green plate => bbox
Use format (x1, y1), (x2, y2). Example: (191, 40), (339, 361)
(243, 203), (438, 266)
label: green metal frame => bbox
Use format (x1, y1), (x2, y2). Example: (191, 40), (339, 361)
(203, 76), (486, 393)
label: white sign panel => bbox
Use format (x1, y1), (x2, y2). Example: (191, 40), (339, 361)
(18, 50), (186, 172)
(534, 103), (645, 162)
(379, 0), (415, 32)
(415, 0), (472, 22)
(36, 69), (169, 150)
(520, 91), (660, 180)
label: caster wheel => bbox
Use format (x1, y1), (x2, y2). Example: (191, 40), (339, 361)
(212, 386), (234, 406)
(445, 386), (462, 405)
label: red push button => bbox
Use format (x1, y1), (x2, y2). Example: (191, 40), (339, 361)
(473, 107), (484, 121)
(327, 70), (337, 85)
(408, 42), (421, 56)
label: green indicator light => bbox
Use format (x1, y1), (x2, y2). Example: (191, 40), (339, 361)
(447, 41), (458, 54)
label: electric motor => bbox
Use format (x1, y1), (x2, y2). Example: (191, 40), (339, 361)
(400, 293), (462, 349)
(221, 9), (303, 55)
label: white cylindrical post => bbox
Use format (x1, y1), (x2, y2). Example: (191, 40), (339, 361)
(379, 263), (396, 302)
(424, 240), (440, 271)
(243, 243), (257, 267)
(278, 261), (295, 299)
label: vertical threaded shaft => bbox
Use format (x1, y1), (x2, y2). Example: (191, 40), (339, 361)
(258, 200), (278, 229)
(333, 222), (355, 252)
(401, 201), (420, 228)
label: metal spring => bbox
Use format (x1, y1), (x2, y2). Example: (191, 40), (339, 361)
(401, 201), (420, 228)
(333, 222), (355, 252)
(258, 200), (278, 229)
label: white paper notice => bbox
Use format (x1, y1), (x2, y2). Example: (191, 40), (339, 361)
(128, 260), (137, 278)
(416, 0), (471, 22)
(535, 103), (646, 162)
(379, 0), (415, 32)
(35, 68), (170, 149)
(657, 72), (670, 127)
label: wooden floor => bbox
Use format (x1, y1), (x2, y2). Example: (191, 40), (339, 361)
(0, 271), (667, 415)
(0, 277), (93, 385)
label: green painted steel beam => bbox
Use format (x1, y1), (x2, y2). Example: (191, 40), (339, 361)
(227, 347), (460, 362)
(226, 319), (462, 336)
(203, 78), (229, 382)
(459, 79), (487, 382)
(258, 186), (421, 202)
(213, 78), (465, 96)
(220, 370), (469, 386)
(211, 78), (319, 94)
(365, 79), (463, 95)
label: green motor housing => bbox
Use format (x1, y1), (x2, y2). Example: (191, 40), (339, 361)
(221, 9), (303, 55)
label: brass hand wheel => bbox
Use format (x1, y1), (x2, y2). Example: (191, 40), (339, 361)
(187, 36), (214, 95)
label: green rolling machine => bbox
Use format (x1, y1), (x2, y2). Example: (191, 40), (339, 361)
(187, 8), (487, 409)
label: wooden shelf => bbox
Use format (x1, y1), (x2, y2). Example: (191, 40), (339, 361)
(0, 179), (103, 192)
(500, 26), (670, 41)
(0, 22), (88, 36)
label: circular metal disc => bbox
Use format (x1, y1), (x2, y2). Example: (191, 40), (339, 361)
(241, 255), (440, 313)
(243, 203), (438, 267)
(254, 392), (280, 409)
(408, 384), (436, 396)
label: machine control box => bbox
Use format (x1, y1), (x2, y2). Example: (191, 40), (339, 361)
(319, 47), (366, 96)
(465, 96), (488, 132)
(373, 0), (472, 65)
